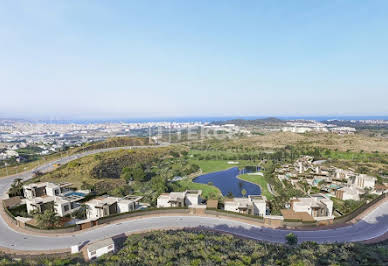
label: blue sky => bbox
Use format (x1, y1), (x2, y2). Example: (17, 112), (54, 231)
(0, 1), (387, 119)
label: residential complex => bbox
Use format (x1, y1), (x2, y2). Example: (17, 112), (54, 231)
(276, 156), (379, 202)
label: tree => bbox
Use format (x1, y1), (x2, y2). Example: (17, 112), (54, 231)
(8, 178), (23, 197)
(35, 209), (60, 229)
(72, 205), (87, 220)
(286, 233), (298, 245)
(241, 189), (247, 197)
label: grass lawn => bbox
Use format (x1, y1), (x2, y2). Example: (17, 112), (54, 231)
(176, 179), (221, 199)
(188, 159), (256, 174)
(238, 174), (274, 200)
(188, 160), (233, 173)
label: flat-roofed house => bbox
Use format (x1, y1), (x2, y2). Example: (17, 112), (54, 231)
(157, 190), (202, 208)
(23, 182), (73, 199)
(85, 196), (118, 219)
(351, 174), (376, 190)
(23, 182), (47, 199)
(87, 238), (115, 260)
(26, 193), (85, 217)
(291, 194), (333, 218)
(26, 196), (55, 214)
(224, 195), (267, 216)
(184, 190), (202, 207)
(116, 195), (143, 213)
(85, 195), (143, 219)
(335, 186), (361, 201)
(54, 195), (84, 217)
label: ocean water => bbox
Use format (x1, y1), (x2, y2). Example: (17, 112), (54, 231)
(38, 115), (388, 124)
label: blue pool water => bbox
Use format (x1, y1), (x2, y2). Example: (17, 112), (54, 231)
(65, 192), (86, 197)
(193, 167), (261, 197)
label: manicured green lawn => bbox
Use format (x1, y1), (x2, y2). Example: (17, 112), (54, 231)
(238, 174), (274, 200)
(188, 159), (255, 174)
(176, 179), (221, 199)
(188, 160), (233, 173)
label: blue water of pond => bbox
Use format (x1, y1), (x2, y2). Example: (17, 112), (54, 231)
(193, 167), (261, 197)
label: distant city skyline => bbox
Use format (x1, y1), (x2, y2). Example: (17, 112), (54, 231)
(1, 1), (387, 118)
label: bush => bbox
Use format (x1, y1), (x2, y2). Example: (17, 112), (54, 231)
(286, 232), (298, 245)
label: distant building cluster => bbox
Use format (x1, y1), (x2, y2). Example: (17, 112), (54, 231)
(282, 121), (356, 134)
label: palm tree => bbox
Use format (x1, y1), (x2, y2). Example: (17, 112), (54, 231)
(9, 178), (23, 196)
(35, 209), (60, 229)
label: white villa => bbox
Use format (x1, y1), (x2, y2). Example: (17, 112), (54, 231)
(290, 194), (333, 219)
(224, 195), (267, 217)
(335, 186), (361, 201)
(157, 190), (202, 208)
(85, 195), (143, 219)
(23, 182), (87, 217)
(350, 174), (376, 190)
(23, 182), (73, 199)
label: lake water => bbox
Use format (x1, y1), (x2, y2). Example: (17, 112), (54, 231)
(193, 167), (261, 197)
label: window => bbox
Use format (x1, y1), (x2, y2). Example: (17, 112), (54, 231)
(64, 205), (69, 212)
(90, 251), (96, 256)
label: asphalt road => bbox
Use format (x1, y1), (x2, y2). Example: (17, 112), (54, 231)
(0, 145), (387, 251)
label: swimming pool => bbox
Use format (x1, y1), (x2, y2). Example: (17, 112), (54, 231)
(64, 191), (86, 197)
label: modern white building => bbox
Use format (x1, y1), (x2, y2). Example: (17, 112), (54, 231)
(351, 174), (376, 190)
(223, 195), (267, 217)
(157, 190), (202, 208)
(25, 194), (84, 217)
(85, 195), (143, 219)
(87, 238), (115, 260)
(335, 186), (361, 201)
(26, 196), (55, 215)
(290, 194), (333, 218)
(23, 182), (85, 217)
(23, 182), (72, 199)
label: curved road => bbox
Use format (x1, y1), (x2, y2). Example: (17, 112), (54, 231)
(0, 145), (387, 251)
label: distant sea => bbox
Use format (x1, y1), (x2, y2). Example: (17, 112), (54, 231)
(37, 116), (388, 124)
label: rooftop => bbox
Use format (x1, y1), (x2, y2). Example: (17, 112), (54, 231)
(87, 238), (114, 252)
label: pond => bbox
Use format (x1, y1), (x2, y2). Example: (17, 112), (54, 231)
(193, 167), (261, 197)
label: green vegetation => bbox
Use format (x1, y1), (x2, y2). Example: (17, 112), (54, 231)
(8, 178), (23, 197)
(73, 136), (152, 153)
(188, 159), (233, 173)
(34, 209), (60, 229)
(1, 230), (388, 265)
(173, 179), (221, 199)
(7, 204), (29, 218)
(0, 137), (152, 178)
(286, 232), (298, 245)
(28, 146), (211, 205)
(95, 230), (388, 266)
(238, 174), (273, 200)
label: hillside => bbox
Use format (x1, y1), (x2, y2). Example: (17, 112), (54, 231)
(30, 146), (176, 191)
(73, 136), (153, 153)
